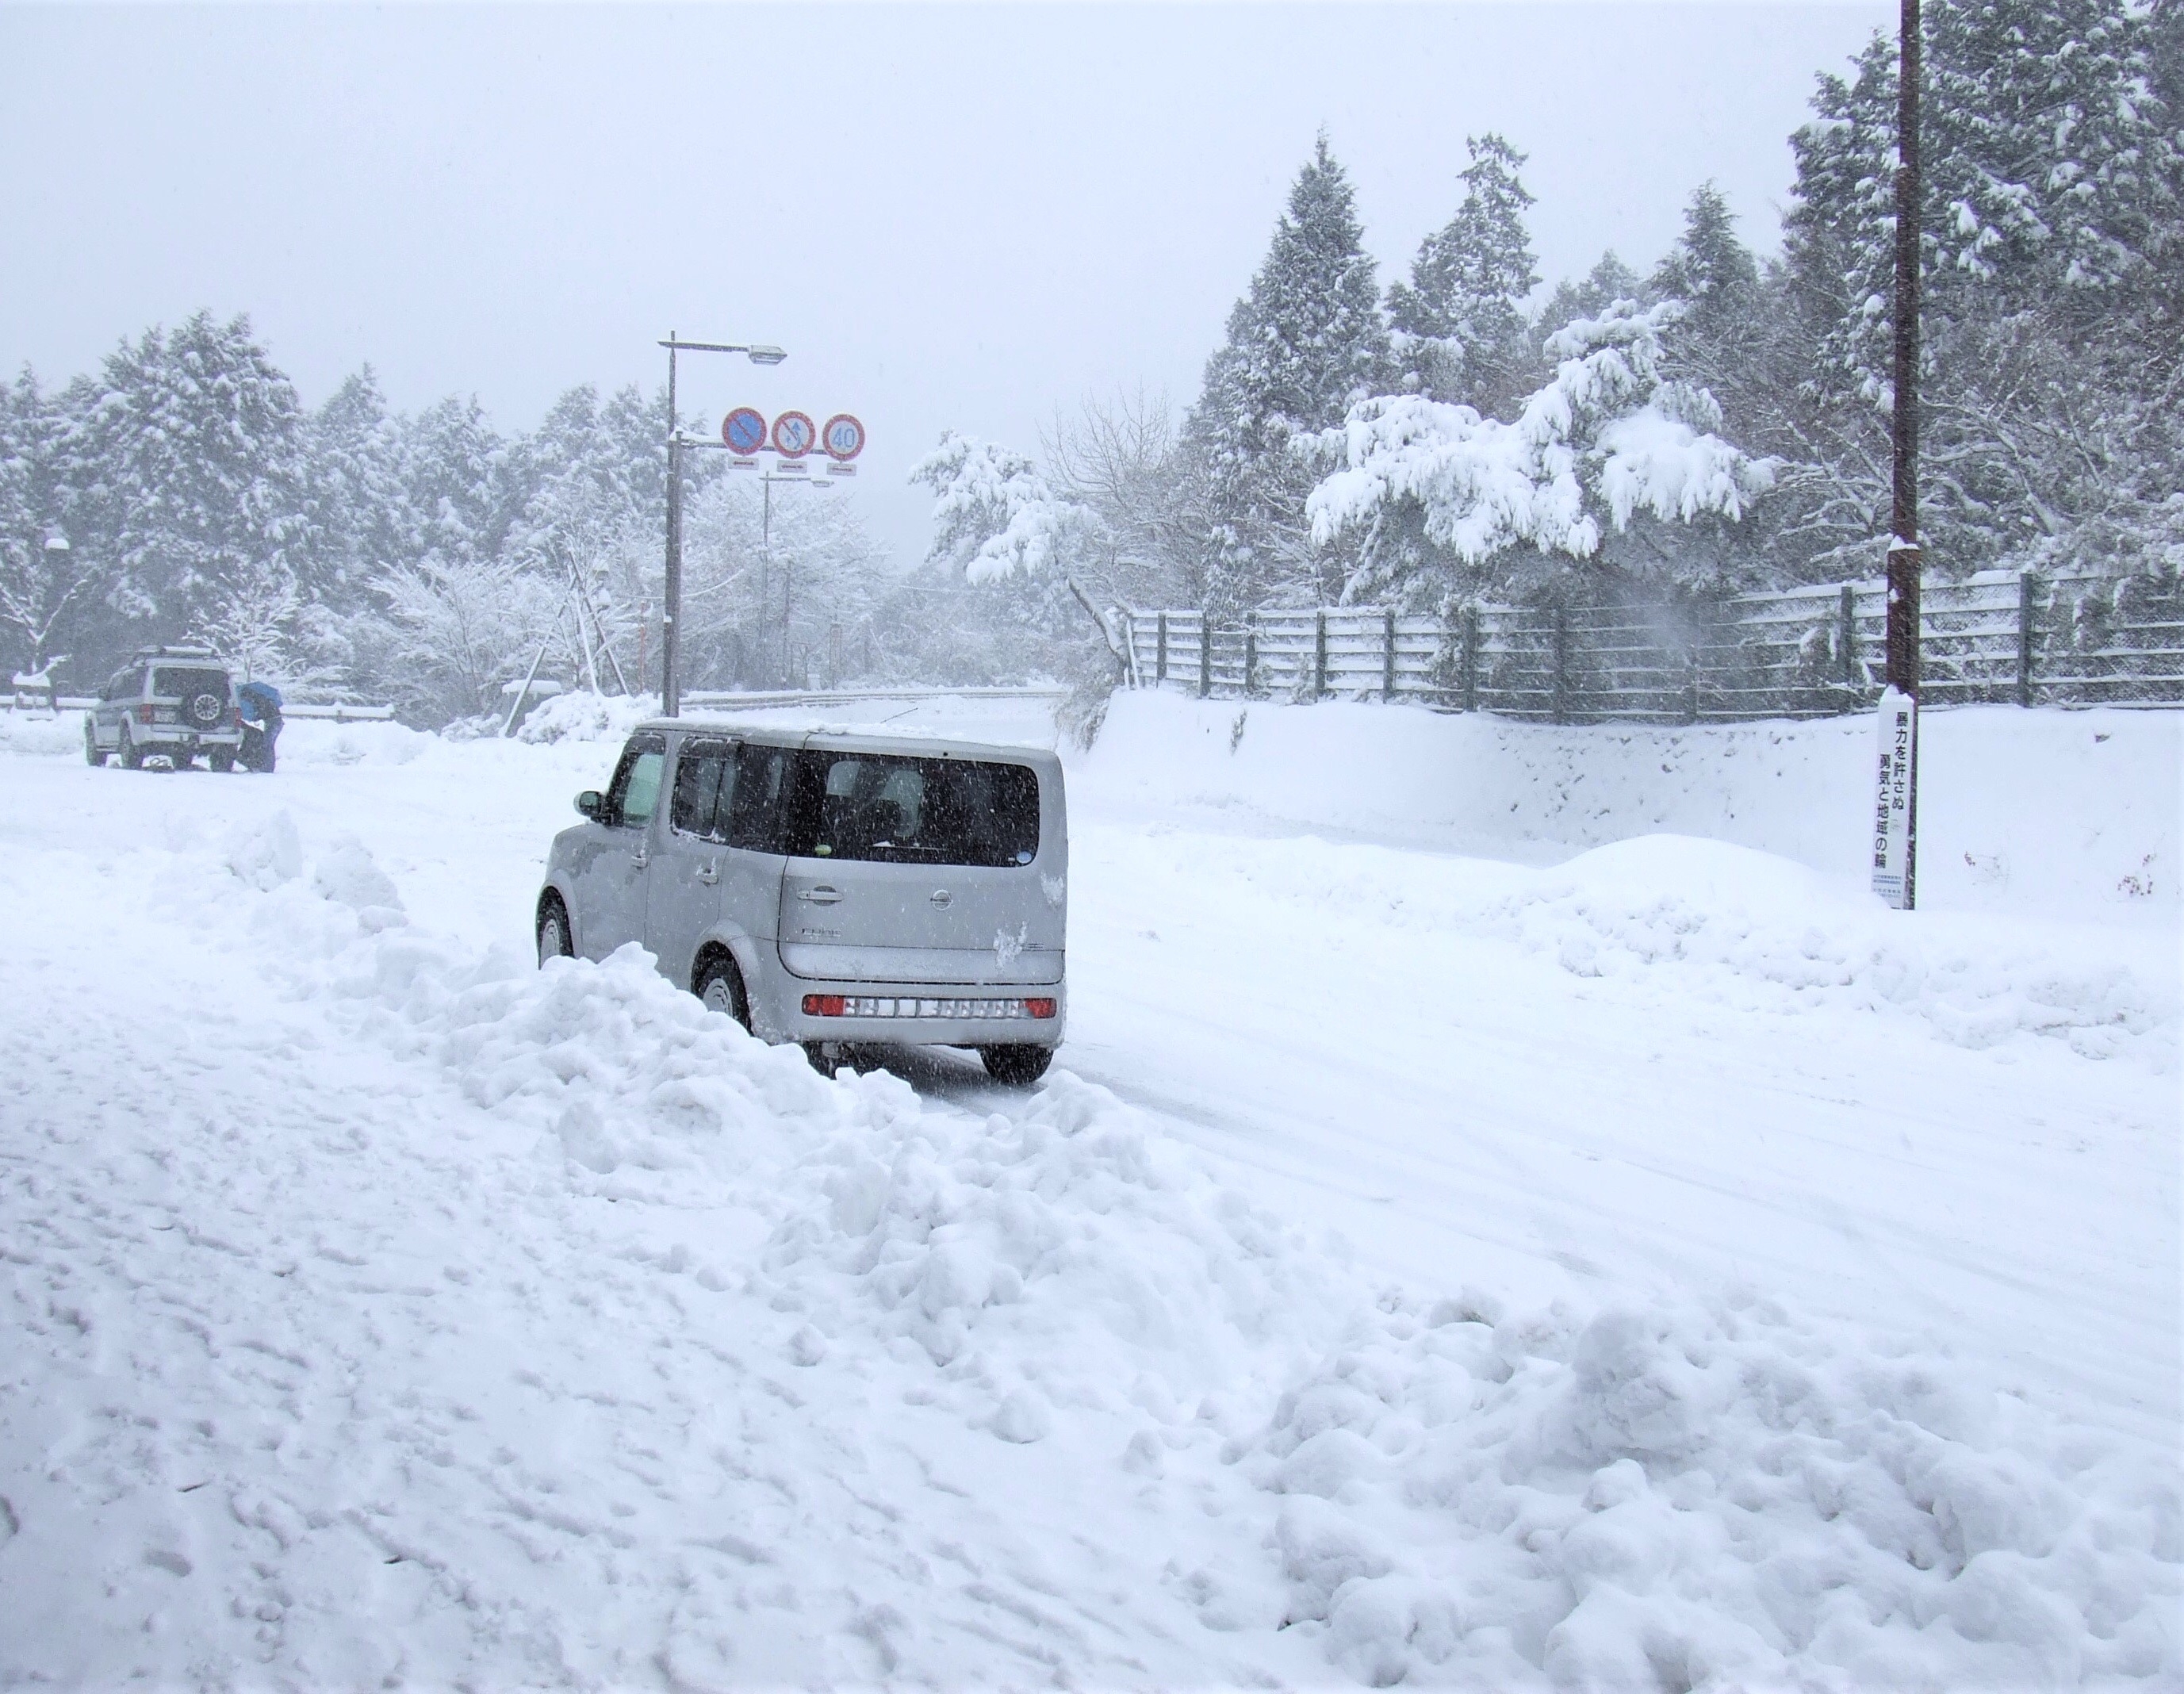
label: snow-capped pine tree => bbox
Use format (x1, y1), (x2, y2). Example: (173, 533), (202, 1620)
(1308, 300), (1774, 604)
(1387, 134), (1540, 416)
(0, 368), (111, 673)
(76, 312), (308, 635)
(1182, 132), (1390, 615)
(1650, 184), (1760, 337)
(301, 367), (410, 607)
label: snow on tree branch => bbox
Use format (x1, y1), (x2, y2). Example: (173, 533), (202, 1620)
(910, 431), (1095, 584)
(1306, 300), (1775, 566)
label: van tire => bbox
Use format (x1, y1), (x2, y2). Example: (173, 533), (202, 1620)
(84, 722), (105, 766)
(979, 1045), (1053, 1086)
(118, 725), (142, 770)
(694, 951), (751, 1031)
(209, 750), (235, 773)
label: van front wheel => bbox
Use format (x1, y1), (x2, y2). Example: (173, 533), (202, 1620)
(979, 1045), (1053, 1086)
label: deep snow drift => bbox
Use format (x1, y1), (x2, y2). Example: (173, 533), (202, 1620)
(0, 699), (2175, 1688)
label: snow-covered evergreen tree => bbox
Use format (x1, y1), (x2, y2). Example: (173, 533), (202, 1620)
(1182, 132), (1390, 615)
(1308, 301), (1774, 603)
(1387, 134), (1540, 416)
(300, 368), (409, 606)
(0, 368), (109, 674)
(75, 312), (308, 635)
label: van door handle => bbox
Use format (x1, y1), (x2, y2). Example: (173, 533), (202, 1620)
(929, 889), (953, 907)
(695, 861), (719, 885)
(630, 848), (649, 870)
(798, 885), (843, 904)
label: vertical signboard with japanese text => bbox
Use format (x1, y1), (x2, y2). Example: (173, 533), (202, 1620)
(1872, 687), (1918, 909)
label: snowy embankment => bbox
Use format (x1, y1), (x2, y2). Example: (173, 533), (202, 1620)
(1, 704), (2177, 1687)
(1086, 690), (2178, 920)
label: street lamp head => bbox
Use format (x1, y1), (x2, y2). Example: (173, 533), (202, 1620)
(746, 345), (788, 366)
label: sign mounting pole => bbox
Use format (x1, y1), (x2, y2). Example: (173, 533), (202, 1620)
(1876, 0), (1922, 910)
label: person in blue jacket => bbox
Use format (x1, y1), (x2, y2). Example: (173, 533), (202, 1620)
(236, 680), (283, 772)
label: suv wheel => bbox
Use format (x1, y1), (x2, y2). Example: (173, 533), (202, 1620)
(694, 952), (751, 1031)
(84, 721), (105, 766)
(537, 895), (573, 966)
(979, 1045), (1054, 1087)
(117, 724), (142, 770)
(209, 749), (235, 773)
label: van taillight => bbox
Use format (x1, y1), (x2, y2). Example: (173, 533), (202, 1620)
(1025, 998), (1057, 1019)
(802, 994), (846, 1017)
(134, 704), (155, 724)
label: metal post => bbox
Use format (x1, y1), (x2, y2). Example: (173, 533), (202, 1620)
(1382, 607), (1397, 700)
(2017, 571), (2040, 707)
(1314, 610), (1329, 699)
(663, 336), (681, 716)
(1156, 611), (1168, 684)
(1198, 616), (1211, 699)
(1839, 584), (1858, 691)
(1551, 605), (1570, 725)
(1462, 606), (1480, 712)
(1884, 0), (1923, 906)
(1243, 613), (1258, 697)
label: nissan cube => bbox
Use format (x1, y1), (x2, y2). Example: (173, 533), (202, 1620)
(536, 722), (1067, 1083)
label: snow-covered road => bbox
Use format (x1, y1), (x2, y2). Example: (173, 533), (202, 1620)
(2, 705), (2176, 1688)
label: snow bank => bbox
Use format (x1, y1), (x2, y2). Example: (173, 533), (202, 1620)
(0, 709), (84, 757)
(512, 688), (663, 744)
(1082, 691), (2181, 921)
(92, 810), (2173, 1688)
(1234, 1293), (2178, 1689)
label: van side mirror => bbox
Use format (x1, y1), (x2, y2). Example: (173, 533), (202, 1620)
(575, 789), (605, 820)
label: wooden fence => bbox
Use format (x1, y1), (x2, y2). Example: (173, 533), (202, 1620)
(1122, 569), (2184, 722)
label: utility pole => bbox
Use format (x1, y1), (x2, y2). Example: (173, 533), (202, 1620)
(1874, 0), (1923, 909)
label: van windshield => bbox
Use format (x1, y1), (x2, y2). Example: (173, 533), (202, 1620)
(787, 752), (1039, 868)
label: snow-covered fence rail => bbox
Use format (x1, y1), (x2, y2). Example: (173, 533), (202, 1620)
(1124, 569), (2184, 722)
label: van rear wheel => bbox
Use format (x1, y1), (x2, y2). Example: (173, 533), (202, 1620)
(979, 1045), (1053, 1086)
(694, 952), (751, 1032)
(84, 722), (105, 766)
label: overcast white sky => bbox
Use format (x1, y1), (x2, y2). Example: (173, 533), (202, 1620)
(1, 2), (1890, 564)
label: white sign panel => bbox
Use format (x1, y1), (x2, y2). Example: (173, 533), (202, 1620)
(1871, 686), (1918, 909)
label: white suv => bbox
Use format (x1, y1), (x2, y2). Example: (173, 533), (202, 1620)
(536, 722), (1067, 1083)
(85, 647), (245, 770)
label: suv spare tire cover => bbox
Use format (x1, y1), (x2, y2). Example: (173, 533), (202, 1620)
(186, 689), (225, 726)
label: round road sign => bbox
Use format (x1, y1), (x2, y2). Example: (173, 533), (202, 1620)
(722, 407), (768, 454)
(822, 413), (866, 462)
(771, 411), (817, 458)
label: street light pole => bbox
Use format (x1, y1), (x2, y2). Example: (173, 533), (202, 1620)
(658, 334), (786, 715)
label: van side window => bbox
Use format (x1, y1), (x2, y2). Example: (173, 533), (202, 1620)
(670, 739), (734, 840)
(606, 734), (667, 828)
(725, 744), (788, 852)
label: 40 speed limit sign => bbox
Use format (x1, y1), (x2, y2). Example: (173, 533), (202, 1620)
(822, 413), (866, 462)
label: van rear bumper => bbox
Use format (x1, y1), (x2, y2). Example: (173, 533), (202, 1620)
(754, 970), (1066, 1048)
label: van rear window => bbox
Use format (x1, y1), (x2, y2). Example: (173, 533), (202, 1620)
(787, 753), (1039, 868)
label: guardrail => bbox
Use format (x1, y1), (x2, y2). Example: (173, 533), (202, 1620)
(680, 686), (1071, 711)
(1124, 569), (2184, 722)
(11, 695), (396, 722)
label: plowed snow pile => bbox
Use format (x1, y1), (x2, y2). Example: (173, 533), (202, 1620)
(2, 799), (2174, 1689)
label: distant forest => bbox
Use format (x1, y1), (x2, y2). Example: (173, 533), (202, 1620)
(3, 0), (2176, 722)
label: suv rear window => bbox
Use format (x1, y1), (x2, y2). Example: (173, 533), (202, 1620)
(151, 668), (229, 701)
(786, 752), (1039, 868)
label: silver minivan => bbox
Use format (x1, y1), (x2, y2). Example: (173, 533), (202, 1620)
(536, 722), (1067, 1083)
